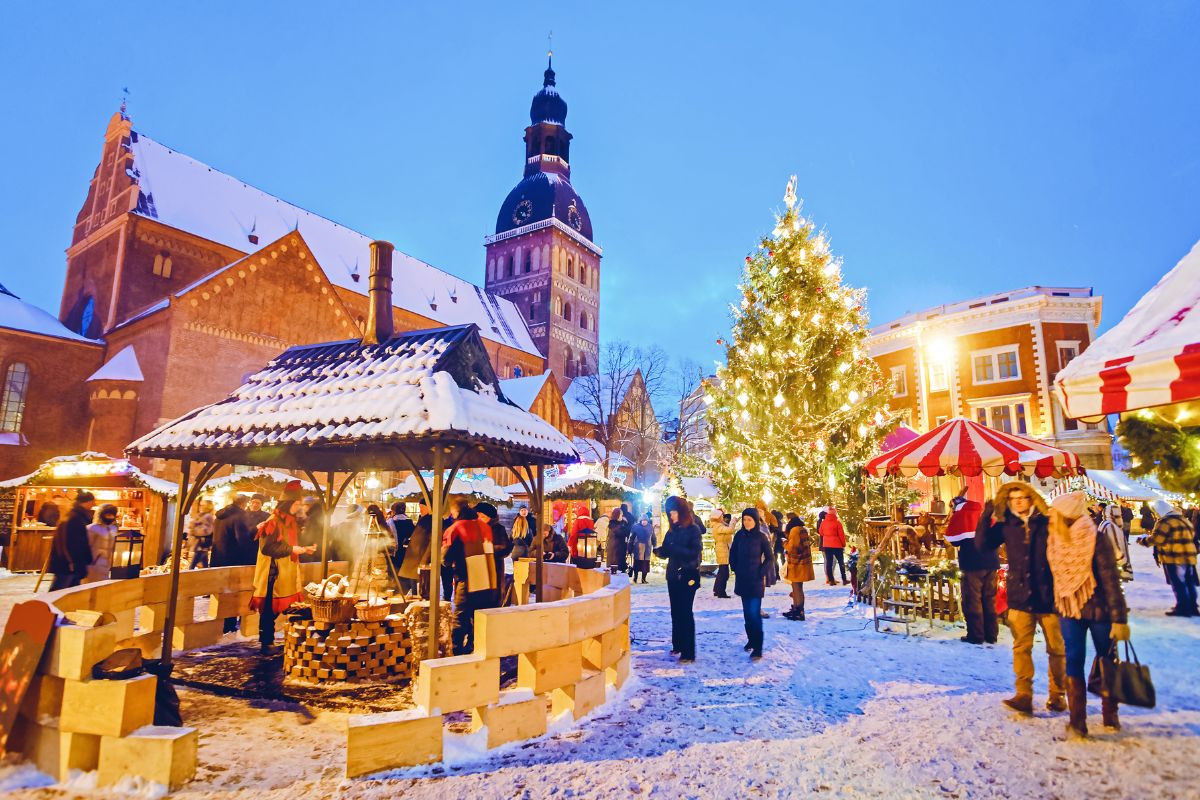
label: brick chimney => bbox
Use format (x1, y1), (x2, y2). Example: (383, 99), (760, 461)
(362, 240), (395, 345)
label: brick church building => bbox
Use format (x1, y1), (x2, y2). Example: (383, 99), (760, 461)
(0, 62), (599, 481)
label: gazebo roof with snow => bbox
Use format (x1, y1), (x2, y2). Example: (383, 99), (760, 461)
(126, 322), (576, 472)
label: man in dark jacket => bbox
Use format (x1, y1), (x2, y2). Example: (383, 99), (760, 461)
(48, 491), (96, 590)
(975, 483), (1065, 714)
(212, 495), (256, 567)
(474, 502), (512, 606)
(212, 494), (256, 631)
(442, 501), (497, 654)
(947, 495), (995, 644)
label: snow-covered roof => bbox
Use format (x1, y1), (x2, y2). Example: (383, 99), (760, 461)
(126, 324), (576, 470)
(0, 452), (177, 495)
(88, 345), (144, 382)
(0, 290), (99, 345)
(562, 374), (635, 422)
(199, 469), (317, 493)
(503, 468), (634, 499)
(499, 372), (552, 411)
(385, 472), (512, 504)
(573, 436), (633, 469)
(127, 131), (542, 358)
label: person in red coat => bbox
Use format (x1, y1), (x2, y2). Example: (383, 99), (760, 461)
(819, 508), (848, 585)
(947, 493), (998, 644)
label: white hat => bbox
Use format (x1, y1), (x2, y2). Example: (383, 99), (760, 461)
(1152, 498), (1175, 518)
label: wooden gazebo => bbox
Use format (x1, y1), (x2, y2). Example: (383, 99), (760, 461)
(126, 241), (577, 661)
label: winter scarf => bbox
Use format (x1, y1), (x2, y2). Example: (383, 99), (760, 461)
(1046, 492), (1097, 619)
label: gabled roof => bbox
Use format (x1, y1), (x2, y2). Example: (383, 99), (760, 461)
(127, 324), (575, 471)
(126, 130), (541, 357)
(0, 290), (99, 345)
(499, 372), (552, 411)
(88, 345), (144, 382)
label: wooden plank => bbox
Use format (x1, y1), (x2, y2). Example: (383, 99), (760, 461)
(517, 642), (582, 695)
(475, 602), (570, 658)
(22, 720), (100, 781)
(470, 689), (547, 748)
(606, 651), (631, 689)
(39, 622), (118, 681)
(567, 593), (615, 643)
(97, 726), (197, 791)
(551, 670), (606, 720)
(171, 618), (225, 651)
(346, 710), (442, 777)
(18, 674), (64, 723)
(59, 674), (156, 738)
(583, 620), (629, 671)
(414, 655), (499, 715)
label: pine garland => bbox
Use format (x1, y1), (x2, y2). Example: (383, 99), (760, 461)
(1118, 415), (1200, 494)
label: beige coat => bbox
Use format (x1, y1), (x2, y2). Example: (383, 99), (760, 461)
(710, 520), (735, 565)
(784, 523), (815, 583)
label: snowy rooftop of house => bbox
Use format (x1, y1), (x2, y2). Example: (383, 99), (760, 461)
(869, 286), (1098, 336)
(573, 436), (634, 469)
(87, 345), (144, 382)
(385, 472), (512, 504)
(499, 372), (552, 411)
(0, 285), (99, 345)
(126, 324), (575, 471)
(127, 131), (541, 358)
(562, 374), (633, 422)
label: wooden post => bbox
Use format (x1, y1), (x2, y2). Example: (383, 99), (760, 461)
(160, 460), (192, 667)
(428, 448), (444, 660)
(322, 471), (335, 581)
(534, 467), (545, 604)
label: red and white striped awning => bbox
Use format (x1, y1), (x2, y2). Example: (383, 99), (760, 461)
(1055, 239), (1200, 420)
(864, 417), (1083, 479)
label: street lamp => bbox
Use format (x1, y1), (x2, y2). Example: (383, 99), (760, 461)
(110, 530), (144, 579)
(573, 529), (599, 570)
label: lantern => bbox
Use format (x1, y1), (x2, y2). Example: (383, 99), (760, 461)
(110, 530), (144, 579)
(573, 529), (599, 570)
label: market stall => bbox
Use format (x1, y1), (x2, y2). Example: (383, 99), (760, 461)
(0, 452), (175, 573)
(385, 471), (511, 506)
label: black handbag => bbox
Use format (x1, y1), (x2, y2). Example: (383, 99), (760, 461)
(1110, 640), (1156, 708)
(1086, 653), (1106, 696)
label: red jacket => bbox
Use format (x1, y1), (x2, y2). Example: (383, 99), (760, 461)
(943, 499), (982, 543)
(568, 515), (595, 557)
(819, 510), (846, 548)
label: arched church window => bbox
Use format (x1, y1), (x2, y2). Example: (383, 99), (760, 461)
(567, 258), (574, 279)
(525, 253), (532, 273)
(153, 252), (173, 278)
(579, 264), (588, 285)
(507, 256), (514, 278)
(563, 303), (573, 323)
(579, 311), (588, 330)
(565, 348), (575, 378)
(513, 365), (523, 378)
(1, 362), (30, 432)
(80, 297), (95, 338)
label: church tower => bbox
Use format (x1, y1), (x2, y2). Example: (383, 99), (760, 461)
(485, 56), (601, 387)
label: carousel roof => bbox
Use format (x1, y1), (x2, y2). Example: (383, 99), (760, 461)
(864, 417), (1082, 479)
(126, 324), (576, 472)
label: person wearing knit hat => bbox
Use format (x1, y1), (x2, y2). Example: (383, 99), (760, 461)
(249, 480), (316, 655)
(655, 496), (703, 662)
(1140, 498), (1199, 617)
(1047, 491), (1129, 736)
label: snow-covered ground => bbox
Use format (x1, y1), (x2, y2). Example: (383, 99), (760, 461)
(3, 545), (1198, 799)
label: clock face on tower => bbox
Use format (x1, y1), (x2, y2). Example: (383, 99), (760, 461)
(512, 199), (534, 226)
(567, 201), (582, 232)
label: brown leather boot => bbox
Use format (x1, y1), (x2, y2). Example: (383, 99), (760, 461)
(1066, 676), (1088, 738)
(1101, 694), (1120, 730)
(1046, 693), (1067, 713)
(1002, 694), (1033, 714)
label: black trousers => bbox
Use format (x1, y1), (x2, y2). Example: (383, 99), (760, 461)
(823, 547), (846, 583)
(452, 582), (494, 655)
(259, 562), (278, 649)
(713, 564), (730, 596)
(667, 574), (699, 659)
(960, 569), (998, 643)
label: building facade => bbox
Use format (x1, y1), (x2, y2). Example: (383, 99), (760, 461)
(2, 60), (600, 481)
(484, 58), (601, 388)
(867, 286), (1112, 469)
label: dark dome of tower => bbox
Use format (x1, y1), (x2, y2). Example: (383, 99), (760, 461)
(495, 172), (592, 241)
(530, 65), (568, 125)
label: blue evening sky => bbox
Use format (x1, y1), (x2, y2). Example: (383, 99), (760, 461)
(2, 3), (1198, 372)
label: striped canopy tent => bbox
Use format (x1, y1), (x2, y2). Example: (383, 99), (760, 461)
(879, 424), (920, 453)
(1055, 238), (1200, 421)
(864, 417), (1082, 479)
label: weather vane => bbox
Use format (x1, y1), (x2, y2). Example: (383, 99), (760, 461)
(548, 30), (553, 58)
(120, 86), (129, 117)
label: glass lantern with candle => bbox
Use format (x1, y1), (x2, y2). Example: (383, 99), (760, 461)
(110, 530), (145, 579)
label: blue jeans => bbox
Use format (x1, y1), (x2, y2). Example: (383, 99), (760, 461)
(1058, 616), (1112, 681)
(1166, 563), (1199, 613)
(741, 595), (763, 653)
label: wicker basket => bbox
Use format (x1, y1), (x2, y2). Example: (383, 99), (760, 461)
(310, 595), (355, 625)
(355, 601), (389, 622)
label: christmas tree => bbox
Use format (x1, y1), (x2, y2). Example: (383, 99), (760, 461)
(707, 176), (893, 528)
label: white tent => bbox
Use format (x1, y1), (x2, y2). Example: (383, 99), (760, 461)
(1055, 238), (1200, 419)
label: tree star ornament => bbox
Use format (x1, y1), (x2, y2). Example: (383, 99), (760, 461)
(784, 175), (798, 209)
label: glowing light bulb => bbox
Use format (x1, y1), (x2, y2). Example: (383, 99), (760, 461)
(718, 434), (727, 445)
(858, 424), (868, 438)
(838, 362), (850, 373)
(831, 381), (840, 391)
(812, 312), (822, 324)
(763, 487), (774, 505)
(737, 392), (749, 407)
(769, 265), (780, 278)
(843, 294), (855, 309)
(874, 411), (885, 426)
(740, 409), (749, 422)
(774, 392), (784, 408)
(704, 393), (715, 406)
(849, 390), (860, 403)
(828, 473), (837, 491)
(734, 456), (745, 472)
(773, 313), (784, 326)
(816, 439), (826, 452)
